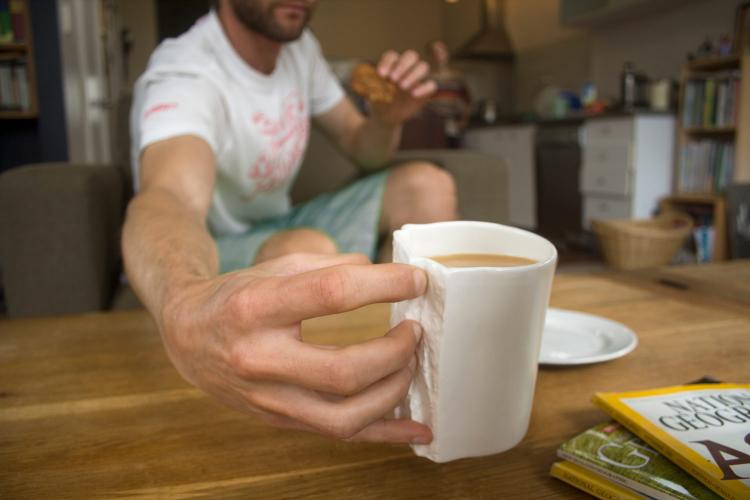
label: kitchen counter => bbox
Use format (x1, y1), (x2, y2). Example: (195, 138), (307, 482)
(468, 108), (674, 130)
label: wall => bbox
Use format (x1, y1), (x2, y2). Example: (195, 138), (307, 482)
(0, 0), (68, 173)
(311, 0), (443, 61)
(589, 0), (745, 100)
(505, 0), (589, 113)
(505, 0), (583, 52)
(507, 0), (745, 112)
(513, 35), (591, 114)
(312, 0), (511, 108)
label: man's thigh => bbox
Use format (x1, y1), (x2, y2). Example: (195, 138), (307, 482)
(379, 161), (458, 234)
(215, 170), (389, 273)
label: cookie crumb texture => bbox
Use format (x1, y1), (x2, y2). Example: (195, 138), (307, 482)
(350, 63), (396, 104)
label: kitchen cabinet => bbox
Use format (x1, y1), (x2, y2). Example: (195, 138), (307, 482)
(580, 115), (675, 229)
(464, 124), (537, 229)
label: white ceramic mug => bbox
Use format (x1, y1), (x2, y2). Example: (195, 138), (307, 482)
(391, 221), (557, 462)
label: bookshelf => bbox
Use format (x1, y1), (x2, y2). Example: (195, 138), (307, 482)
(672, 5), (750, 261)
(0, 0), (37, 119)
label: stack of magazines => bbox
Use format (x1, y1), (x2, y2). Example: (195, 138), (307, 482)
(550, 383), (750, 499)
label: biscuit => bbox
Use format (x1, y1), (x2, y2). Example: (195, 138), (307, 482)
(350, 63), (396, 104)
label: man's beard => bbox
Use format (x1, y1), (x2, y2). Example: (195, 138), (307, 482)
(228, 0), (312, 43)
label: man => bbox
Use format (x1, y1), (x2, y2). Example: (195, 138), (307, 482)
(123, 0), (457, 444)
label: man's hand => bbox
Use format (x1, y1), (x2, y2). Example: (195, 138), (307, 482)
(372, 50), (437, 126)
(159, 252), (432, 444)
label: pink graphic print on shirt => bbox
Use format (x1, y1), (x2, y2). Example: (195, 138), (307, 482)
(248, 92), (309, 192)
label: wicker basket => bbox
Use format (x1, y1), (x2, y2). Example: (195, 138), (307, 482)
(592, 212), (694, 270)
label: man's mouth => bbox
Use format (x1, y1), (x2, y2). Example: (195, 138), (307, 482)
(275, 2), (309, 18)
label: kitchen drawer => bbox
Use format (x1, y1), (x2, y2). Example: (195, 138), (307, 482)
(581, 165), (631, 196)
(583, 195), (631, 229)
(581, 144), (631, 196)
(583, 118), (632, 145)
(583, 143), (631, 171)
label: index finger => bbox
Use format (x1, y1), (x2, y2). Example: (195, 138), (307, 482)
(267, 263), (427, 324)
(377, 50), (399, 78)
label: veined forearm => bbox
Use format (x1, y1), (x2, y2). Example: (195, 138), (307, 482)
(122, 189), (218, 323)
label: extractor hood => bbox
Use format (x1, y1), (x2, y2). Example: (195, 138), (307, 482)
(455, 0), (515, 60)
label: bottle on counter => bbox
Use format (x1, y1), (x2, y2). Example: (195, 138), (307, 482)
(621, 61), (637, 110)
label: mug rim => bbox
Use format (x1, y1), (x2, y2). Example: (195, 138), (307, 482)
(395, 221), (558, 271)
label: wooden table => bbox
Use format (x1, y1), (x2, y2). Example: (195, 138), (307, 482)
(614, 258), (750, 306)
(2, 270), (749, 498)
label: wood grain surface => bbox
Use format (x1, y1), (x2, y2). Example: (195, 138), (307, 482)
(1, 271), (749, 498)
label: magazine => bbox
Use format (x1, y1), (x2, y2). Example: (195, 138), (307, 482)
(558, 421), (719, 500)
(593, 383), (750, 500)
(550, 460), (643, 500)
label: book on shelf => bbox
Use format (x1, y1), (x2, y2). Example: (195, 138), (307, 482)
(0, 59), (29, 110)
(557, 421), (719, 499)
(693, 226), (715, 263)
(682, 73), (740, 129)
(9, 0), (26, 42)
(0, 0), (24, 43)
(550, 460), (644, 500)
(593, 383), (750, 500)
(678, 140), (735, 193)
(0, 0), (12, 44)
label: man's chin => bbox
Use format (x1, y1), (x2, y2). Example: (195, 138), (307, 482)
(267, 25), (306, 42)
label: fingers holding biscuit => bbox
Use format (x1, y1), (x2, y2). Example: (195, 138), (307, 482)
(350, 49), (437, 125)
(351, 63), (396, 104)
(399, 61), (430, 94)
(377, 50), (399, 79)
(411, 79), (438, 99)
(389, 50), (420, 81)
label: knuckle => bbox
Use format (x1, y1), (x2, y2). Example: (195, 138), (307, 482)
(315, 269), (351, 310)
(225, 288), (253, 320)
(227, 342), (266, 380)
(226, 342), (251, 376)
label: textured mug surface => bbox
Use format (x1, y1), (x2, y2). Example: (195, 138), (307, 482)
(391, 221), (557, 462)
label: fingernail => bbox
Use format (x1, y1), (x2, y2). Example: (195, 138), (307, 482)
(413, 269), (427, 293)
(412, 322), (422, 343)
(411, 435), (431, 445)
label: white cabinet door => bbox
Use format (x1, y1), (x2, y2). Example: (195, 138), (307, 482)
(464, 125), (537, 229)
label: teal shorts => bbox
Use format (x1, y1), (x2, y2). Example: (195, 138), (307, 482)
(215, 170), (389, 273)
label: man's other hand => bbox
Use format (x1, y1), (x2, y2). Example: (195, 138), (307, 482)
(372, 49), (437, 126)
(158, 252), (433, 444)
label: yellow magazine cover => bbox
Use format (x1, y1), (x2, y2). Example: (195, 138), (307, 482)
(550, 460), (644, 500)
(593, 383), (750, 500)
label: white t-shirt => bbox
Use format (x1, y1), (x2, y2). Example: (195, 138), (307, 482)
(131, 11), (344, 236)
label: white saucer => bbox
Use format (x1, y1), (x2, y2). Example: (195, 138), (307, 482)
(539, 308), (638, 365)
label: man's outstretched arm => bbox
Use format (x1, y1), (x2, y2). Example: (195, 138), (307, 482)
(121, 136), (432, 443)
(122, 135), (219, 315)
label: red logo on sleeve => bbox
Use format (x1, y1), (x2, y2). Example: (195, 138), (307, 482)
(144, 102), (178, 120)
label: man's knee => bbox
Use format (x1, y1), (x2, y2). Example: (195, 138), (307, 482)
(386, 161), (458, 224)
(396, 161), (456, 198)
(255, 228), (337, 263)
